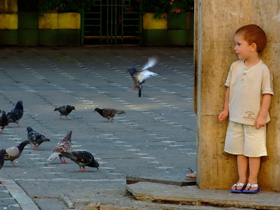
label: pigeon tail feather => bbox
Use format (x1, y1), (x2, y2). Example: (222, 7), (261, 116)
(117, 110), (125, 114)
(61, 152), (76, 161)
(47, 152), (60, 161)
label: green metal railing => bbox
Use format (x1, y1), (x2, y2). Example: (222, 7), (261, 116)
(81, 0), (142, 45)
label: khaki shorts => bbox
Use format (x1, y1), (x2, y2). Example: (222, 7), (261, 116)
(224, 121), (267, 157)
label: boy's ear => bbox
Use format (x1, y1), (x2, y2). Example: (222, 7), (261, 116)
(251, 43), (257, 52)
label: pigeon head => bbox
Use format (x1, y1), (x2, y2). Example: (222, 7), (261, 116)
(15, 100), (23, 110)
(0, 111), (7, 120)
(94, 108), (100, 112)
(26, 127), (33, 132)
(63, 130), (72, 142)
(18, 140), (31, 152)
(22, 140), (31, 145)
(67, 105), (75, 111)
(89, 159), (99, 169)
(127, 67), (137, 76)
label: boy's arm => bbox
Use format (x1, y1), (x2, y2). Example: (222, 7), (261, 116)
(255, 94), (272, 129)
(218, 87), (230, 122)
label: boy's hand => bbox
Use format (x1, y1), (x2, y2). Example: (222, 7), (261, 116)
(218, 110), (229, 122)
(255, 116), (266, 129)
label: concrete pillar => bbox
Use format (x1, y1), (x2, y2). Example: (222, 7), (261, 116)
(195, 0), (280, 191)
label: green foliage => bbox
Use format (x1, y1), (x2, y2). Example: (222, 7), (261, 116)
(141, 1), (170, 18)
(18, 0), (39, 12)
(141, 0), (194, 18)
(38, 0), (194, 17)
(39, 0), (91, 13)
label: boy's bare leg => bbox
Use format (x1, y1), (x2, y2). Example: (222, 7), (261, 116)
(246, 157), (260, 190)
(232, 155), (248, 190)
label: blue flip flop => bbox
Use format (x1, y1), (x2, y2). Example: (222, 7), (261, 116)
(242, 183), (260, 193)
(231, 183), (246, 193)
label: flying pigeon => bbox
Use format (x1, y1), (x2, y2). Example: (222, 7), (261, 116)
(0, 111), (8, 134)
(7, 100), (24, 127)
(127, 57), (158, 97)
(47, 131), (72, 163)
(0, 150), (5, 183)
(3, 140), (30, 167)
(61, 151), (99, 172)
(94, 108), (125, 122)
(54, 105), (75, 120)
(27, 127), (50, 150)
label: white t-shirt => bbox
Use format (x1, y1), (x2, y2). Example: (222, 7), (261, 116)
(225, 60), (274, 125)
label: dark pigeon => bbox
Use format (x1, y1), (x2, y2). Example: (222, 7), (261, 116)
(47, 131), (72, 163)
(127, 57), (158, 97)
(7, 100), (24, 127)
(0, 149), (5, 183)
(0, 111), (8, 134)
(27, 127), (50, 150)
(54, 105), (75, 120)
(3, 140), (30, 167)
(61, 151), (99, 172)
(94, 108), (125, 122)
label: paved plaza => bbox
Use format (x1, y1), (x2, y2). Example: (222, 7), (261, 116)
(0, 46), (196, 209)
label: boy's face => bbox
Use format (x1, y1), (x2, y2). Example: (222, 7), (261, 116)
(234, 34), (255, 60)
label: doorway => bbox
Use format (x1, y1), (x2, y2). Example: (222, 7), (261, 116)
(82, 0), (142, 45)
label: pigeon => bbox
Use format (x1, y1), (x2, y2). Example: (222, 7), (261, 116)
(7, 100), (24, 127)
(94, 108), (125, 122)
(127, 57), (158, 97)
(27, 127), (50, 150)
(3, 140), (30, 167)
(54, 105), (75, 120)
(0, 111), (8, 134)
(61, 151), (99, 172)
(47, 131), (72, 163)
(0, 150), (5, 183)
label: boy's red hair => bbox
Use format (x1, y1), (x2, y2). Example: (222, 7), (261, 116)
(235, 24), (267, 52)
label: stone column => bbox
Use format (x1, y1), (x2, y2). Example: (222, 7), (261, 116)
(195, 0), (280, 191)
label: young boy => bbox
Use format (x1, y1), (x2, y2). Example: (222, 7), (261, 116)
(218, 24), (273, 193)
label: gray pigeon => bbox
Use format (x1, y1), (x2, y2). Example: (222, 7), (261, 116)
(0, 111), (8, 134)
(7, 100), (24, 127)
(3, 140), (30, 167)
(94, 108), (125, 122)
(61, 151), (99, 172)
(0, 149), (5, 183)
(127, 57), (158, 97)
(54, 105), (75, 119)
(27, 127), (50, 150)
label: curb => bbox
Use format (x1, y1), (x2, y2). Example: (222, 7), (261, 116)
(126, 182), (280, 210)
(2, 179), (40, 210)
